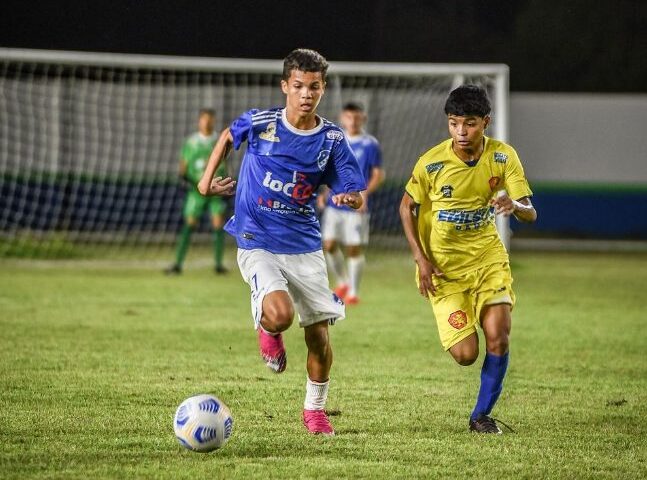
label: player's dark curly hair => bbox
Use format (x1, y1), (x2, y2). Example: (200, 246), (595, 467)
(444, 84), (491, 117)
(282, 49), (329, 81)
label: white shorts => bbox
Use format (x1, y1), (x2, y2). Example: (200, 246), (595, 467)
(321, 207), (370, 245)
(236, 248), (346, 329)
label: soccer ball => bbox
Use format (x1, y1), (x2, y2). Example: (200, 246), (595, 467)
(173, 394), (234, 452)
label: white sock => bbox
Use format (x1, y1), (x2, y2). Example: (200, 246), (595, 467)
(347, 255), (365, 297)
(304, 378), (329, 411)
(325, 249), (347, 286)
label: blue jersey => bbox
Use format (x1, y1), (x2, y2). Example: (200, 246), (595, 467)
(327, 133), (382, 211)
(224, 108), (366, 254)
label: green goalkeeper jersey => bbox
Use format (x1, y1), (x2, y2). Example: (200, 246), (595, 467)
(180, 132), (226, 186)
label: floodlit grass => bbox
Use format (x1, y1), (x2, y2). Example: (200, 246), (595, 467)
(1, 250), (646, 479)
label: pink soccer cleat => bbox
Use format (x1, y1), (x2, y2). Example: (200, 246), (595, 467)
(303, 409), (335, 436)
(258, 329), (287, 373)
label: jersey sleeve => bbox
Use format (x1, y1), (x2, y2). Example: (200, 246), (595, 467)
(405, 158), (430, 205)
(504, 149), (533, 200)
(324, 135), (367, 194)
(229, 109), (257, 150)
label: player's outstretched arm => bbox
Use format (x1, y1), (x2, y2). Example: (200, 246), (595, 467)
(366, 167), (385, 195)
(399, 193), (444, 298)
(198, 128), (236, 196)
(490, 192), (537, 223)
(331, 191), (364, 210)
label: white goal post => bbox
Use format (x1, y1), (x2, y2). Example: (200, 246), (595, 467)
(0, 48), (510, 255)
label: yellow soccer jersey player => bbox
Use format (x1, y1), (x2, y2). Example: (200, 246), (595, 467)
(406, 137), (531, 278)
(400, 85), (537, 434)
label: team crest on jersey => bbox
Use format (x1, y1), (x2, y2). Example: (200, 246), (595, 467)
(317, 150), (331, 171)
(489, 176), (501, 191)
(426, 161), (444, 173)
(259, 122), (280, 142)
(448, 310), (468, 330)
(441, 185), (454, 198)
(494, 152), (508, 163)
(326, 130), (344, 141)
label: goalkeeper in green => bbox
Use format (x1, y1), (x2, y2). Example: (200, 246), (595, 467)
(165, 109), (228, 275)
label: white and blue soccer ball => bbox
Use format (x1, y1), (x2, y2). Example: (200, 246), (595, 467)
(173, 394), (233, 452)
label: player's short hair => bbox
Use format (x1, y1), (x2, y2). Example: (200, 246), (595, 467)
(199, 108), (215, 117)
(282, 49), (329, 82)
(342, 102), (364, 112)
(444, 85), (491, 118)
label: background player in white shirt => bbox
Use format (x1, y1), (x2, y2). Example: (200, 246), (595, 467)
(320, 103), (384, 304)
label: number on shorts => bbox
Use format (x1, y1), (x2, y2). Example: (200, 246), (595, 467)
(251, 273), (258, 292)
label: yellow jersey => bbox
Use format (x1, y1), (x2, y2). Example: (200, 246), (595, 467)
(405, 136), (532, 277)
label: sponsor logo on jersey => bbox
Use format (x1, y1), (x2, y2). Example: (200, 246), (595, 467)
(437, 206), (495, 231)
(262, 170), (314, 205)
(489, 176), (501, 191)
(326, 130), (344, 141)
(426, 161), (444, 173)
(259, 122), (280, 142)
(448, 310), (468, 330)
(317, 149), (331, 171)
(494, 152), (508, 163)
(441, 185), (454, 198)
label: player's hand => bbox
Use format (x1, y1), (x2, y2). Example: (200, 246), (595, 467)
(316, 192), (327, 212)
(416, 255), (444, 298)
(357, 193), (369, 213)
(490, 191), (515, 216)
(198, 176), (236, 197)
(331, 192), (363, 210)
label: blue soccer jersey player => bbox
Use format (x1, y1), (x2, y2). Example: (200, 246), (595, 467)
(320, 102), (384, 304)
(198, 49), (366, 435)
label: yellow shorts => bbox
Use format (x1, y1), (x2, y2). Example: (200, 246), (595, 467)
(430, 262), (515, 351)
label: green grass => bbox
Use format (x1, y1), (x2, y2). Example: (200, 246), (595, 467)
(1, 250), (646, 479)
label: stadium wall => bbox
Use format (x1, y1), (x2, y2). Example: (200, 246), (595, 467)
(509, 93), (647, 239)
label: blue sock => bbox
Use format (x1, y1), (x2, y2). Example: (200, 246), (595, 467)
(470, 351), (509, 421)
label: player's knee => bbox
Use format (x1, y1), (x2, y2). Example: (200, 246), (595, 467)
(454, 351), (479, 366)
(263, 299), (294, 332)
(485, 333), (509, 356)
(346, 245), (361, 257)
(211, 216), (224, 229)
(323, 240), (337, 253)
(449, 342), (479, 366)
(185, 218), (198, 228)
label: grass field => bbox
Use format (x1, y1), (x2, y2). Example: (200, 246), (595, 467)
(1, 249), (646, 479)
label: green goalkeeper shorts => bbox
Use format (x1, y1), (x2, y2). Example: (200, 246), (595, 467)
(183, 190), (227, 220)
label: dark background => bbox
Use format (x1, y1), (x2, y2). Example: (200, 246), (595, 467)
(1, 0), (645, 92)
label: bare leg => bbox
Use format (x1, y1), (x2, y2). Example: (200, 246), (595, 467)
(304, 321), (332, 382)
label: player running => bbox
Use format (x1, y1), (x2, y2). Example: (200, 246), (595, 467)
(319, 102), (384, 304)
(198, 49), (366, 436)
(399, 85), (537, 434)
(165, 109), (229, 275)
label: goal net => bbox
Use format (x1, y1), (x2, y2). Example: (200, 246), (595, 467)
(0, 48), (509, 258)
